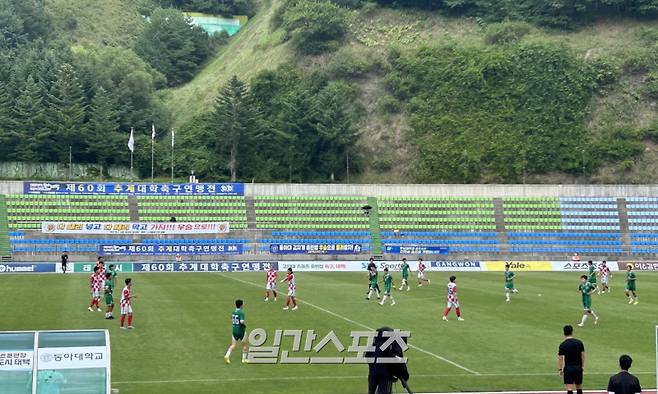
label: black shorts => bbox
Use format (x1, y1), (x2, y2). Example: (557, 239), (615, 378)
(563, 366), (583, 385)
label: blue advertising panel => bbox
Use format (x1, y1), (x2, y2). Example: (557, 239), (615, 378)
(0, 263), (55, 274)
(98, 244), (243, 256)
(384, 245), (449, 254)
(23, 182), (244, 196)
(269, 244), (363, 254)
(134, 261), (275, 272)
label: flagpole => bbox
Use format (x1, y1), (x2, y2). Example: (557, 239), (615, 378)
(171, 128), (175, 183)
(129, 127), (134, 181)
(151, 127), (154, 184)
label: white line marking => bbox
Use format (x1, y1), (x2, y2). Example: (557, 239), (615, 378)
(220, 273), (477, 375)
(112, 372), (656, 385)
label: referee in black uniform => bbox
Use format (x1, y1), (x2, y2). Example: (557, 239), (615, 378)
(608, 354), (642, 394)
(557, 325), (585, 394)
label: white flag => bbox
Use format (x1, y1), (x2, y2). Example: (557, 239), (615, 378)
(171, 128), (175, 147)
(128, 128), (135, 152)
(151, 124), (156, 140)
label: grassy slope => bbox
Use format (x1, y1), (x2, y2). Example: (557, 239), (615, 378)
(163, 0), (292, 128)
(45, 0), (146, 46)
(1, 271), (656, 393)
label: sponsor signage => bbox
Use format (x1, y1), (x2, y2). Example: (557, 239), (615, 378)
(0, 350), (33, 371)
(42, 222), (229, 235)
(98, 244), (243, 256)
(384, 246), (449, 254)
(269, 244), (363, 255)
(73, 263), (133, 273)
(0, 264), (55, 274)
(552, 261), (619, 272)
(619, 262), (658, 271)
(37, 346), (107, 370)
(134, 262), (274, 272)
(430, 261), (483, 271)
(484, 261), (553, 271)
(24, 181), (244, 196)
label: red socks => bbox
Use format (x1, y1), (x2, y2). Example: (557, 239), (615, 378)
(120, 315), (125, 327)
(292, 298), (297, 306)
(456, 308), (461, 317)
(286, 298), (290, 306)
(128, 315), (133, 326)
(443, 308), (449, 317)
(266, 290), (270, 298)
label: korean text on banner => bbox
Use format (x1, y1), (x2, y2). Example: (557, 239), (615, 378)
(42, 222), (229, 235)
(0, 350), (33, 371)
(552, 261), (619, 272)
(619, 261), (658, 271)
(37, 346), (107, 370)
(23, 182), (244, 196)
(99, 244), (243, 256)
(484, 261), (553, 271)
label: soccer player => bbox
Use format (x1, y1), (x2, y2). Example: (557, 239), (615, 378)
(599, 260), (611, 293)
(366, 265), (380, 300)
(265, 265), (277, 302)
(88, 266), (102, 312)
(224, 299), (248, 364)
(379, 268), (396, 306)
(103, 272), (114, 320)
(442, 276), (463, 321)
(398, 258), (410, 291)
(504, 263), (519, 302)
(417, 258), (430, 287)
(120, 278), (135, 329)
(60, 251), (68, 274)
(577, 275), (598, 327)
(281, 268), (298, 310)
(366, 258), (376, 295)
(587, 261), (600, 295)
(625, 264), (638, 305)
(108, 264), (118, 288)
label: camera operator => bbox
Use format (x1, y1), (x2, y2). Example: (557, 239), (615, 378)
(367, 326), (411, 394)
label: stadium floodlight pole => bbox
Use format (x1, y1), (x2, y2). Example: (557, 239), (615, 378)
(68, 145), (72, 181)
(151, 125), (155, 184)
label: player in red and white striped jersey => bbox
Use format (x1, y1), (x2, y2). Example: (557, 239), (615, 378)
(599, 261), (611, 293)
(96, 258), (105, 276)
(442, 276), (464, 321)
(265, 265), (278, 302)
(120, 278), (135, 329)
(417, 258), (430, 287)
(87, 266), (103, 312)
(280, 268), (298, 311)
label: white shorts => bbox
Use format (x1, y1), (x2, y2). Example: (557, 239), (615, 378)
(446, 300), (460, 309)
(266, 282), (277, 291)
(287, 289), (296, 297)
(417, 271), (425, 280)
(120, 304), (132, 315)
(601, 275), (608, 284)
(91, 290), (99, 298)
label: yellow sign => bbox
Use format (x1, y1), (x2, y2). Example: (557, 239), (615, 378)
(484, 261), (552, 271)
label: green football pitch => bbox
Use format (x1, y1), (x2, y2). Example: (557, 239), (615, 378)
(0, 271), (656, 393)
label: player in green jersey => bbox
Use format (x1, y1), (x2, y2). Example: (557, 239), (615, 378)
(103, 272), (115, 320)
(398, 258), (410, 291)
(108, 264), (118, 287)
(366, 266), (380, 300)
(379, 268), (396, 306)
(504, 264), (519, 302)
(577, 275), (598, 327)
(587, 261), (600, 295)
(625, 264), (638, 305)
(225, 299), (248, 364)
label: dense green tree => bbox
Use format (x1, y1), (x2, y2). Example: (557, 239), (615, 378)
(282, 0), (348, 54)
(11, 75), (46, 162)
(87, 87), (120, 169)
(135, 8), (212, 86)
(0, 81), (14, 158)
(45, 63), (88, 163)
(211, 75), (261, 181)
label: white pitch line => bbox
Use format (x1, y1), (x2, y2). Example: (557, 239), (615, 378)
(219, 273), (481, 375)
(113, 372), (655, 385)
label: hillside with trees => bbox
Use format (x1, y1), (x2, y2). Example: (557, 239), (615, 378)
(2, 0), (658, 183)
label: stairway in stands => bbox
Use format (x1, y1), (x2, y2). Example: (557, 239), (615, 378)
(0, 195), (10, 258)
(367, 197), (382, 255)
